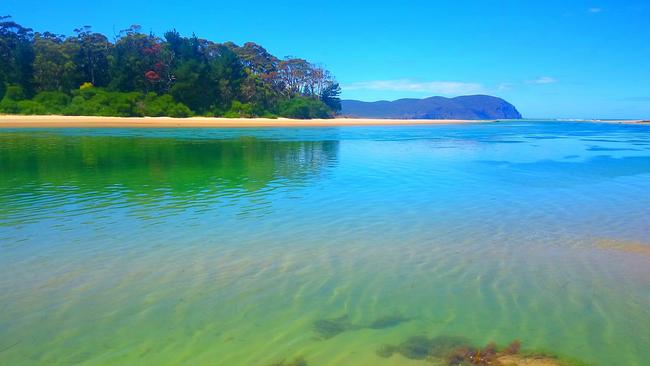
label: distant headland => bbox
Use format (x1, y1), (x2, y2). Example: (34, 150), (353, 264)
(341, 95), (522, 120)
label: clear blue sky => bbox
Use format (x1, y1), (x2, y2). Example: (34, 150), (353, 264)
(3, 0), (649, 119)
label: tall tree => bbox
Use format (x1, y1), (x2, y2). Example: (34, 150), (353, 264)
(72, 26), (111, 86)
(0, 16), (35, 97)
(32, 32), (79, 91)
(320, 82), (341, 112)
(109, 25), (168, 93)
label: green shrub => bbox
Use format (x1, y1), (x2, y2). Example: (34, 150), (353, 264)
(140, 93), (164, 116)
(3, 85), (25, 101)
(0, 99), (19, 113)
(17, 100), (47, 115)
(141, 94), (172, 116)
(0, 85), (25, 113)
(33, 91), (71, 113)
(224, 100), (255, 118)
(64, 88), (144, 117)
(168, 103), (192, 118)
(278, 97), (331, 119)
(222, 111), (238, 118)
(3, 87), (190, 118)
(207, 106), (225, 117)
(138, 93), (192, 117)
(63, 96), (99, 116)
(74, 86), (100, 100)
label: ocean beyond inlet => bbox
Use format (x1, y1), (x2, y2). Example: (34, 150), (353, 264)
(1, 121), (649, 366)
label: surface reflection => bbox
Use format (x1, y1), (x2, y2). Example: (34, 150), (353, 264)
(0, 133), (339, 222)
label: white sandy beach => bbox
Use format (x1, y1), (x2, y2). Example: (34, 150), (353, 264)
(0, 115), (647, 128)
(0, 115), (494, 128)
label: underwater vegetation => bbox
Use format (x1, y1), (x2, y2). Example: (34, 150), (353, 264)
(368, 314), (412, 329)
(312, 315), (359, 339)
(378, 337), (573, 366)
(268, 356), (308, 366)
(504, 340), (521, 354)
(445, 341), (510, 366)
(376, 335), (471, 360)
(312, 314), (411, 339)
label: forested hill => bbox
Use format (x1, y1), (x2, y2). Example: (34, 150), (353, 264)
(341, 95), (522, 119)
(0, 17), (341, 118)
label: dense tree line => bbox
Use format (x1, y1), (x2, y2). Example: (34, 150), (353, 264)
(0, 17), (341, 118)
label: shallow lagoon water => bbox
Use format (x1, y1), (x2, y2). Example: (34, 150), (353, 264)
(1, 121), (649, 365)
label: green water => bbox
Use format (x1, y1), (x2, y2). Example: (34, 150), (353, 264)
(1, 122), (649, 365)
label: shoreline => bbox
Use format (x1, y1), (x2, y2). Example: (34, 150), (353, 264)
(0, 115), (647, 128)
(0, 115), (494, 128)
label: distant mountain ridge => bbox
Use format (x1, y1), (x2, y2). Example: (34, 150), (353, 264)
(340, 95), (522, 119)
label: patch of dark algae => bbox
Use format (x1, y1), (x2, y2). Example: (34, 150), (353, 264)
(312, 315), (359, 339)
(377, 337), (589, 366)
(312, 314), (411, 339)
(376, 335), (471, 360)
(368, 314), (412, 329)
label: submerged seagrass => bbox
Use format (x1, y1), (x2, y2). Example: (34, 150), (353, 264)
(1, 121), (649, 366)
(312, 314), (411, 339)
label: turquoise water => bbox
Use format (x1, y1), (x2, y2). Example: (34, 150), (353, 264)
(1, 121), (649, 366)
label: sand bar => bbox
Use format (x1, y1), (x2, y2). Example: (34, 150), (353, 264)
(0, 115), (494, 128)
(581, 119), (649, 125)
(596, 239), (650, 256)
(1, 115), (647, 128)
